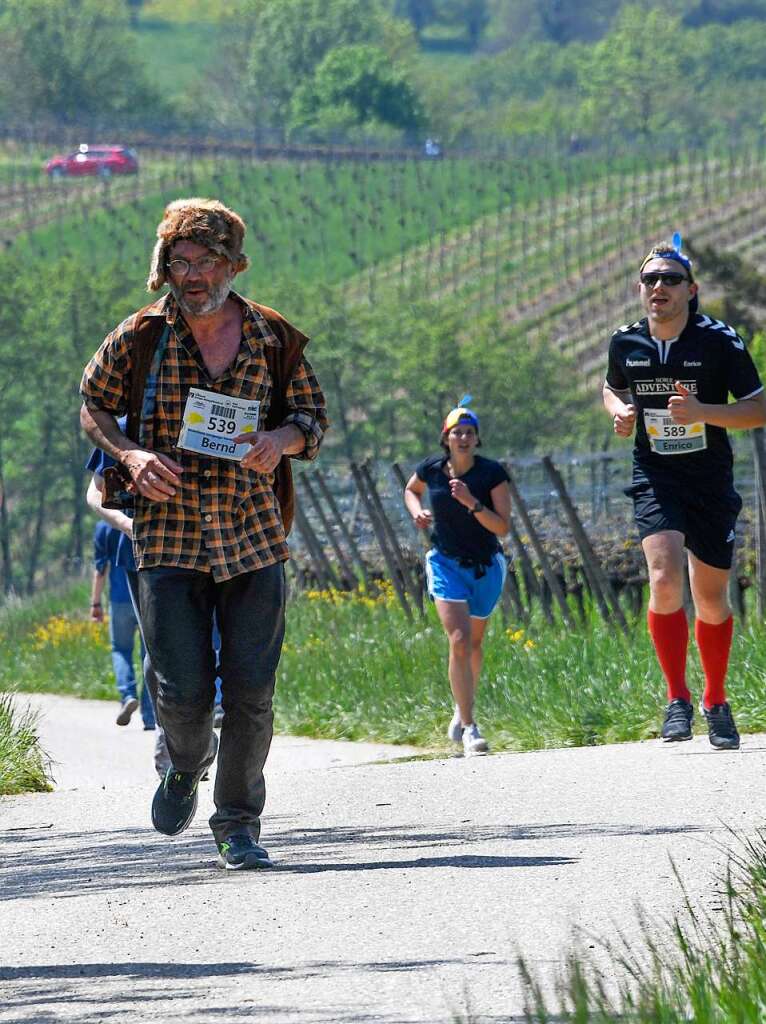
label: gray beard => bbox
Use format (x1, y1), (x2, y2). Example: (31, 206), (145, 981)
(169, 273), (233, 317)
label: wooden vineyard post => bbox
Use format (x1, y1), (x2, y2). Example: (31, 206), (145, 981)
(504, 464), (573, 627)
(360, 461), (424, 614)
(349, 462), (413, 621)
(313, 468), (373, 590)
(541, 455), (628, 632)
(293, 502), (340, 591)
(299, 474), (355, 589)
(507, 516), (541, 623)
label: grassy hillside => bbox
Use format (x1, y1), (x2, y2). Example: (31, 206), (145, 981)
(7, 144), (766, 376)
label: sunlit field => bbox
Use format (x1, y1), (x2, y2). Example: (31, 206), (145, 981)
(5, 581), (766, 756)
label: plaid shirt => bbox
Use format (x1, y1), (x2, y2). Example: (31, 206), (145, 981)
(81, 292), (327, 581)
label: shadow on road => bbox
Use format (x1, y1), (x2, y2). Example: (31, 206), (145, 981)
(0, 959), (522, 1024)
(0, 818), (703, 902)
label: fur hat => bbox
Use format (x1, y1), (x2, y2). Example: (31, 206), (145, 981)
(147, 198), (250, 291)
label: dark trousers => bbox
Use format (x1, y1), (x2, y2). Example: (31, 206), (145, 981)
(138, 562), (286, 844)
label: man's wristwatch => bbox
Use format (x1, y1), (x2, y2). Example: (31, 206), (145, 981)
(470, 501), (484, 515)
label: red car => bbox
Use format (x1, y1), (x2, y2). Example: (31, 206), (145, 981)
(44, 145), (139, 179)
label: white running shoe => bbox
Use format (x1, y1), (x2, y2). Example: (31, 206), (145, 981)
(447, 706), (462, 743)
(462, 723), (489, 756)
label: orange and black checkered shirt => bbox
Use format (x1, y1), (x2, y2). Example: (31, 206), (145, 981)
(80, 292), (327, 581)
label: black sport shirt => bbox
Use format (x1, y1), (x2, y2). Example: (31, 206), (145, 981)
(415, 453), (509, 564)
(605, 312), (763, 489)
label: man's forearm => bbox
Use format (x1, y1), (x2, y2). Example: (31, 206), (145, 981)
(80, 404), (141, 464)
(272, 423), (306, 456)
(701, 396), (766, 430)
(603, 384), (631, 416)
(91, 569), (106, 605)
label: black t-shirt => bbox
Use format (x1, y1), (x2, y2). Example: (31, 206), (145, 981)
(415, 453), (509, 563)
(605, 312), (763, 489)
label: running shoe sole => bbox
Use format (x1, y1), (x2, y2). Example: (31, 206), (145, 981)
(116, 697), (139, 726)
(217, 851), (274, 871)
(151, 774), (200, 836)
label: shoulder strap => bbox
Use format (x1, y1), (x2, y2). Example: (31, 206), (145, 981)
(252, 302), (308, 537)
(100, 307), (165, 510)
(125, 307), (167, 442)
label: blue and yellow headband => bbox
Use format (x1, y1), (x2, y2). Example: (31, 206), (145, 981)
(640, 232), (695, 282)
(442, 394), (479, 436)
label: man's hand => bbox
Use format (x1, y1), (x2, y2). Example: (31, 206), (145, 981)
(123, 450), (183, 502)
(668, 381), (704, 424)
(412, 508), (433, 529)
(613, 403), (637, 437)
(235, 430), (285, 473)
(449, 478), (475, 509)
(90, 603), (104, 623)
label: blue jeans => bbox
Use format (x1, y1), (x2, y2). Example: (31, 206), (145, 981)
(109, 600), (155, 728)
(138, 562), (285, 844)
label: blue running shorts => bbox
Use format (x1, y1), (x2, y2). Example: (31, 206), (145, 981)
(425, 548), (506, 619)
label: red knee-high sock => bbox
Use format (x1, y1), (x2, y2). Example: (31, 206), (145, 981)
(695, 616), (734, 709)
(647, 608), (690, 703)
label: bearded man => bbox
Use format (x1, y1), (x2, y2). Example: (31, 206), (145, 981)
(80, 198), (328, 869)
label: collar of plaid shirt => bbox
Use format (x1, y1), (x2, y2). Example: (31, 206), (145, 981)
(136, 290), (290, 447)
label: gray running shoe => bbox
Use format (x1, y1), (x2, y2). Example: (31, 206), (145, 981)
(462, 723), (489, 756)
(661, 699), (693, 742)
(702, 702), (740, 750)
(447, 706), (462, 743)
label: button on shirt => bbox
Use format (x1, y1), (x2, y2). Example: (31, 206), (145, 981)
(80, 292), (328, 581)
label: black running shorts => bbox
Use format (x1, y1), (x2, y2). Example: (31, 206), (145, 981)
(626, 481), (742, 570)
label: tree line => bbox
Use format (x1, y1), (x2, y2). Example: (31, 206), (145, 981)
(4, 0), (766, 147)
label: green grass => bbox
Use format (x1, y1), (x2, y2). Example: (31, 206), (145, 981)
(0, 582), (118, 702)
(276, 588), (766, 750)
(520, 831), (766, 1021)
(0, 692), (52, 796)
(7, 580), (766, 759)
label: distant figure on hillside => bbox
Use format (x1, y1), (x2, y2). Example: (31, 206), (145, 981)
(80, 197), (328, 871)
(404, 399), (511, 756)
(90, 520), (154, 731)
(603, 237), (766, 749)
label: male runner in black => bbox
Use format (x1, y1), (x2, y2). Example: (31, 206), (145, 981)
(603, 240), (766, 749)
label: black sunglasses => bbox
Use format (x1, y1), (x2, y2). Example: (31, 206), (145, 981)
(640, 271), (690, 287)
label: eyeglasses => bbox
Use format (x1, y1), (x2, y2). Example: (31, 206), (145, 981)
(640, 272), (690, 288)
(167, 255), (223, 277)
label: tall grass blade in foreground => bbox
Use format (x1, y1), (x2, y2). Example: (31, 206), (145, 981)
(0, 692), (51, 795)
(520, 832), (766, 1022)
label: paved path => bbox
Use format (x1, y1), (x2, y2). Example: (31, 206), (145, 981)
(2, 693), (765, 1023)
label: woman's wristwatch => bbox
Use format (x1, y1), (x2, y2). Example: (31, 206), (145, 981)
(470, 501), (484, 515)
